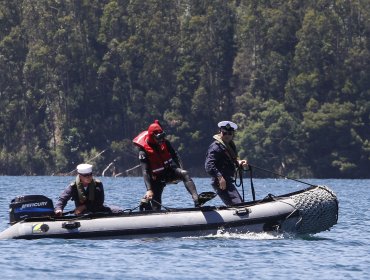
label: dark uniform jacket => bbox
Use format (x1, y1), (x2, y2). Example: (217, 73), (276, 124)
(205, 139), (238, 184)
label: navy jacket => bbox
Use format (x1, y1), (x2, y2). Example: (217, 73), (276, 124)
(205, 140), (238, 183)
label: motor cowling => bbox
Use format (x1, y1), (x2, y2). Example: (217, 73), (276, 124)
(9, 195), (54, 224)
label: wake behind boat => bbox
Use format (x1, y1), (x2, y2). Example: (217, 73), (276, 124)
(0, 185), (338, 240)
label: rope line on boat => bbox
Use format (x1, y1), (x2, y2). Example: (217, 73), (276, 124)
(247, 164), (318, 187)
(151, 199), (172, 211)
(127, 204), (141, 213)
(133, 198), (173, 213)
(261, 193), (300, 215)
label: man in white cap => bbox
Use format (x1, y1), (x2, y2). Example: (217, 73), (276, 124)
(205, 121), (248, 205)
(54, 163), (109, 216)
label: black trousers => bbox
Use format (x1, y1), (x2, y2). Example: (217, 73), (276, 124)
(146, 167), (198, 211)
(212, 179), (242, 206)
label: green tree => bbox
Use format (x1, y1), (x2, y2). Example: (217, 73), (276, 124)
(236, 100), (305, 177)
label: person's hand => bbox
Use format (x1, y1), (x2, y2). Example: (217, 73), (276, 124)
(238, 159), (248, 168)
(74, 204), (87, 215)
(218, 176), (227, 190)
(145, 190), (154, 200)
(54, 209), (63, 217)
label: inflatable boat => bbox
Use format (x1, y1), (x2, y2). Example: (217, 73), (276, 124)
(0, 185), (338, 240)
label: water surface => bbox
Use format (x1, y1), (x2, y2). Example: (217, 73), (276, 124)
(0, 177), (368, 279)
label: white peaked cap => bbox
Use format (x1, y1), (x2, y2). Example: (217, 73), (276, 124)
(217, 121), (238, 130)
(77, 163), (93, 174)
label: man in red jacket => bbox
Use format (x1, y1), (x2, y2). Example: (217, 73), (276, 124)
(133, 120), (200, 210)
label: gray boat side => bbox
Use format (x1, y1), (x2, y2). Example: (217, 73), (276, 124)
(0, 185), (338, 240)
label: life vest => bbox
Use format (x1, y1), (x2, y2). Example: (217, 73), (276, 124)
(133, 131), (173, 175)
(73, 176), (97, 204)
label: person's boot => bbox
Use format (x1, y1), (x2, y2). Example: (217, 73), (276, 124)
(184, 181), (200, 207)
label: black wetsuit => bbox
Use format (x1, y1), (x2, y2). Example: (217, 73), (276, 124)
(138, 140), (199, 210)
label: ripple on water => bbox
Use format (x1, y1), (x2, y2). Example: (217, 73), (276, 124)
(0, 178), (369, 280)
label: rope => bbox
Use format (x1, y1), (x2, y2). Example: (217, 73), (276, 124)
(247, 165), (256, 201)
(234, 166), (245, 202)
(247, 164), (317, 187)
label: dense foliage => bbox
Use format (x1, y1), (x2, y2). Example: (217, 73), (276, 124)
(1, 0), (369, 178)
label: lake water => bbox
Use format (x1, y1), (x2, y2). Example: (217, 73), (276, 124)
(0, 176), (368, 279)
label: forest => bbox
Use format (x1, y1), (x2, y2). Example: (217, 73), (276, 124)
(0, 0), (369, 178)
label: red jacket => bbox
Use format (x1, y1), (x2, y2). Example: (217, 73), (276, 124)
(133, 131), (173, 175)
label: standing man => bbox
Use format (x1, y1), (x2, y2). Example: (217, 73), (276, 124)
(54, 163), (109, 216)
(205, 121), (248, 206)
(133, 120), (200, 210)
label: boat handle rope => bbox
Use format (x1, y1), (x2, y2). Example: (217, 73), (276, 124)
(235, 164), (256, 202)
(234, 166), (245, 201)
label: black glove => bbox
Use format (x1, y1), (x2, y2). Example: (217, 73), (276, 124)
(139, 198), (153, 211)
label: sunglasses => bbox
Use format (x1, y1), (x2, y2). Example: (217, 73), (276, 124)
(154, 132), (166, 140)
(221, 130), (234, 136)
(79, 173), (93, 177)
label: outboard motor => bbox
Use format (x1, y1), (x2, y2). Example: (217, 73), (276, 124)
(9, 195), (54, 224)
